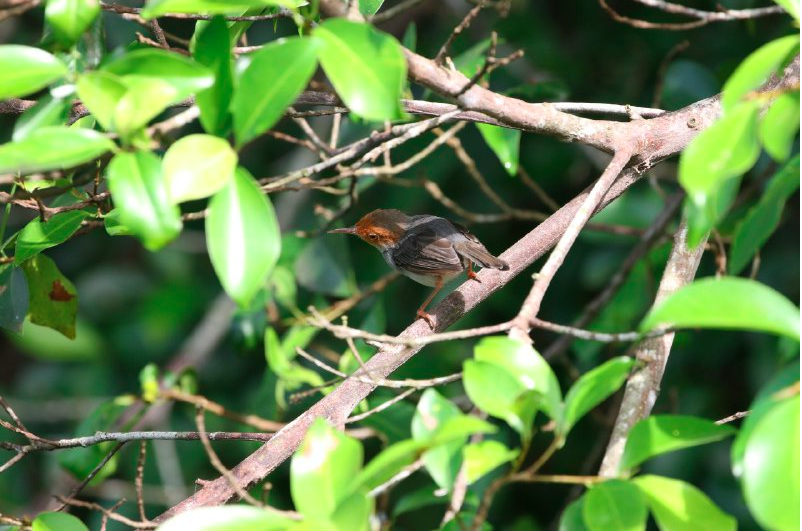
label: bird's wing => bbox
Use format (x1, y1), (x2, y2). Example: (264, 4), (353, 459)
(392, 228), (463, 274)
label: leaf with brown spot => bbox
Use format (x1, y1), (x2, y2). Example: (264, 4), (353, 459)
(20, 255), (77, 339)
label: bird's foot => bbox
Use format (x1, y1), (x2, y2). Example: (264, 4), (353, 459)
(467, 268), (481, 283)
(416, 309), (436, 329)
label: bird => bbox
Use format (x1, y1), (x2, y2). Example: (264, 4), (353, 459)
(329, 209), (509, 328)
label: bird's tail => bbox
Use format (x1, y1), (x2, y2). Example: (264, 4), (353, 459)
(454, 242), (510, 271)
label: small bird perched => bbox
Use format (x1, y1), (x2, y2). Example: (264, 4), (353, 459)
(329, 209), (509, 328)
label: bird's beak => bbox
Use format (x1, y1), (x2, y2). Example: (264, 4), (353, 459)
(328, 226), (357, 235)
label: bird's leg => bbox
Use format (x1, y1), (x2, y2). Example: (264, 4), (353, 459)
(416, 277), (444, 329)
(466, 260), (480, 283)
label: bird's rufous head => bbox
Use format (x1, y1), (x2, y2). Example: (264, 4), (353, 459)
(328, 209), (410, 250)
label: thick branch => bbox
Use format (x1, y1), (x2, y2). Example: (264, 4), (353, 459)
(598, 215), (707, 477)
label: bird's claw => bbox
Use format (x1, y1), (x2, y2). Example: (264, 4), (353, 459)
(416, 309), (436, 329)
(467, 269), (481, 283)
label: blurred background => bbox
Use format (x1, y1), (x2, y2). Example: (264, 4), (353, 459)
(0, 0), (798, 529)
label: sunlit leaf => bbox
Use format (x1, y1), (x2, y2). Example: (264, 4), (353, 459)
(20, 255), (78, 339)
(463, 441), (518, 484)
(411, 388), (464, 490)
(103, 48), (213, 99)
(233, 37), (320, 146)
(45, 0), (100, 46)
(12, 93), (71, 141)
(14, 210), (88, 265)
(773, 0), (800, 20)
(193, 16), (234, 136)
(0, 45), (67, 99)
(141, 0), (299, 19)
(730, 156), (800, 274)
(315, 19), (406, 121)
(331, 491), (372, 531)
(620, 415), (735, 472)
(0, 126), (115, 175)
(463, 360), (537, 437)
(163, 134), (237, 203)
(722, 35), (800, 110)
(206, 168), (281, 306)
(561, 357), (634, 437)
(583, 480), (647, 531)
(106, 151), (183, 250)
(559, 497), (589, 531)
(156, 505), (296, 531)
(633, 475), (736, 531)
(355, 439), (423, 492)
(760, 92), (800, 162)
(640, 277), (801, 340)
(476, 124), (521, 175)
(32, 511), (88, 531)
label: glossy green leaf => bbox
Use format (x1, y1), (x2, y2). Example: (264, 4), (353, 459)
(103, 208), (133, 236)
(156, 505), (297, 531)
(58, 399), (129, 480)
(14, 210), (88, 265)
(264, 327), (324, 389)
(428, 415), (496, 446)
(75, 71), (128, 132)
(679, 101), (760, 209)
(114, 77), (181, 137)
(633, 475), (736, 531)
(290, 418), (363, 519)
(559, 497), (589, 531)
(730, 156), (800, 274)
(411, 388), (463, 490)
(45, 0), (100, 46)
(463, 441), (518, 484)
(722, 35), (800, 110)
(331, 491), (372, 531)
(20, 255), (78, 339)
(142, 0), (298, 19)
(193, 16), (234, 136)
(163, 134), (237, 203)
(583, 480), (647, 531)
(355, 438), (423, 492)
(760, 92), (800, 161)
(0, 265), (29, 334)
(32, 511), (88, 531)
(103, 48), (213, 99)
(13, 93), (71, 141)
(476, 123), (521, 175)
(640, 277), (801, 340)
(620, 415), (735, 471)
(358, 0), (383, 16)
(106, 151), (183, 250)
(474, 336), (562, 421)
(463, 360), (537, 436)
(684, 173), (741, 248)
(0, 45), (67, 99)
(206, 167), (281, 305)
(315, 19), (406, 121)
(561, 357), (635, 437)
(233, 37), (320, 146)
(0, 126), (114, 175)
(773, 0), (800, 20)
(740, 395), (799, 531)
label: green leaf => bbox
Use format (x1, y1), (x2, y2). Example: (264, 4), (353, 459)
(474, 336), (562, 421)
(103, 48), (213, 99)
(14, 210), (88, 265)
(0, 265), (29, 334)
(583, 480), (647, 531)
(722, 35), (800, 110)
(561, 357), (635, 437)
(640, 277), (801, 341)
(774, 0), (801, 20)
(315, 19), (406, 121)
(739, 395), (799, 531)
(264, 327), (324, 389)
(206, 167), (281, 306)
(331, 491), (372, 531)
(463, 441), (518, 484)
(560, 497), (589, 531)
(58, 399), (129, 481)
(45, 0), (101, 46)
(0, 126), (115, 174)
(0, 45), (67, 99)
(75, 71), (128, 132)
(463, 360), (537, 437)
(156, 505), (297, 531)
(679, 102), (760, 238)
(760, 92), (800, 161)
(106, 151), (183, 250)
(476, 123), (521, 175)
(620, 415), (736, 472)
(20, 255), (78, 339)
(12, 93), (71, 141)
(233, 37), (320, 146)
(633, 475), (736, 531)
(358, 0), (383, 16)
(730, 156), (800, 274)
(163, 134), (237, 203)
(193, 16), (234, 136)
(427, 415), (496, 446)
(142, 0), (298, 19)
(411, 388), (464, 490)
(355, 438), (424, 492)
(32, 511), (88, 531)
(290, 418), (363, 519)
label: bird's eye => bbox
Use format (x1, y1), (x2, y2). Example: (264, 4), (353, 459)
(368, 233), (379, 240)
